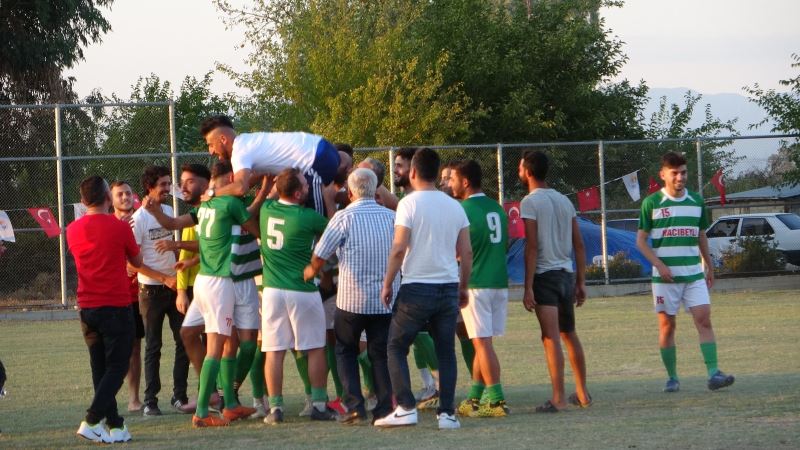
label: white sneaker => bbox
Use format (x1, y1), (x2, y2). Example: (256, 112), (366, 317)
(414, 385), (436, 402)
(298, 395), (313, 417)
(373, 406), (418, 427)
(437, 412), (460, 430)
(109, 424), (132, 442)
(249, 397), (267, 419)
(76, 421), (112, 443)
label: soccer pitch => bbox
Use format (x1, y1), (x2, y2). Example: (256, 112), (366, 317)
(0, 290), (798, 449)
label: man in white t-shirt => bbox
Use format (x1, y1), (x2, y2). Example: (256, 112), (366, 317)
(198, 115), (349, 217)
(375, 148), (473, 431)
(130, 165), (190, 417)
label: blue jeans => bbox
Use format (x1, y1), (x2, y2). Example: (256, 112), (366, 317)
(386, 283), (459, 415)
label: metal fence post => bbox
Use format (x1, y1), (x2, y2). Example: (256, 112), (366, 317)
(54, 105), (68, 308)
(598, 140), (610, 285)
(168, 101), (179, 236)
(696, 139), (703, 195)
(388, 147), (396, 195)
(496, 144), (505, 205)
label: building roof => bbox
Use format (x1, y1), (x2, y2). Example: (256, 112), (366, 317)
(707, 184), (800, 203)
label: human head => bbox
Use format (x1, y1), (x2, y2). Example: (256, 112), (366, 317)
(80, 176), (111, 209)
(211, 160), (234, 189)
(275, 167), (308, 204)
(518, 150), (549, 184)
(449, 159), (482, 200)
(200, 115), (236, 161)
(660, 151), (688, 195)
(334, 143), (354, 159)
(439, 160), (457, 197)
(334, 151), (354, 186)
(180, 163), (211, 205)
(394, 147), (417, 189)
(347, 168), (378, 200)
(141, 165), (171, 202)
(110, 180), (133, 213)
(357, 157), (386, 186)
(410, 147), (440, 187)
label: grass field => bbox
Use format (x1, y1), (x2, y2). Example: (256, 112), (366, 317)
(0, 290), (798, 449)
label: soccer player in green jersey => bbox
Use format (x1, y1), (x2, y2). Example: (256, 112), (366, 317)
(637, 152), (735, 393)
(449, 160), (511, 418)
(259, 168), (338, 424)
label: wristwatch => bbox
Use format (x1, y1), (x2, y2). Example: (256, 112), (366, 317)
(205, 188), (215, 198)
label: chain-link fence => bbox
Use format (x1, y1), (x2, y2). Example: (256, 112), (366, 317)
(1, 102), (798, 309)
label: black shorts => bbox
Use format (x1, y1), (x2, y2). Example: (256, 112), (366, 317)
(533, 270), (576, 333)
(130, 301), (145, 339)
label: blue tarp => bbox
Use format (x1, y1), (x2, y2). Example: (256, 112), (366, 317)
(507, 217), (652, 283)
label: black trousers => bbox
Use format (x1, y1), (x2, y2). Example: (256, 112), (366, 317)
(139, 284), (189, 406)
(80, 306), (134, 428)
(334, 308), (393, 419)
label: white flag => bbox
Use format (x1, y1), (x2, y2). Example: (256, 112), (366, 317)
(73, 203), (88, 221)
(622, 171), (641, 202)
(170, 184), (184, 201)
(0, 210), (16, 242)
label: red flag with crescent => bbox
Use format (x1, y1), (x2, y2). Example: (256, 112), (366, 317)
(503, 201), (525, 239)
(28, 207), (60, 238)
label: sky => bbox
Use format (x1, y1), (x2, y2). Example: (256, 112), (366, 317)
(65, 0), (800, 99)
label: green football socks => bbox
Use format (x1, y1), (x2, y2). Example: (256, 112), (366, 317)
(196, 358), (221, 418)
(700, 342), (719, 377)
(660, 346), (678, 380)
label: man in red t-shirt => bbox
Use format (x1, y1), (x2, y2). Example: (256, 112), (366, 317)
(67, 176), (143, 444)
(110, 180), (145, 413)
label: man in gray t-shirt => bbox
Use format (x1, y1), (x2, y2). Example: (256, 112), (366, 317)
(518, 151), (591, 413)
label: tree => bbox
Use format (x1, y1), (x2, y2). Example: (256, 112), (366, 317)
(745, 54), (800, 185)
(0, 0), (113, 104)
(215, 0), (647, 146)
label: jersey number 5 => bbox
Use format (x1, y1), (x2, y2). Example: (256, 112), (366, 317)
(486, 212), (502, 244)
(266, 217), (285, 250)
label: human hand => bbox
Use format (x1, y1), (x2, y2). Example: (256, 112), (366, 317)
(574, 282), (586, 307)
(380, 285), (393, 308)
(176, 291), (190, 314)
(155, 240), (177, 254)
(174, 258), (198, 272)
(163, 275), (177, 291)
(523, 287), (536, 312)
(458, 287), (469, 308)
(303, 264), (317, 282)
(655, 262), (673, 283)
(142, 195), (160, 213)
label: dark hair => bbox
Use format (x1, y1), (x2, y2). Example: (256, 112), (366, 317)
(396, 147), (417, 162)
(661, 151), (687, 168)
(141, 165), (170, 193)
(182, 163), (211, 181)
(276, 167), (303, 198)
(453, 160), (482, 189)
(211, 161), (233, 179)
(442, 160), (459, 170)
(199, 115), (235, 137)
(411, 148), (440, 182)
(521, 151), (549, 181)
(109, 180), (130, 190)
(334, 143), (354, 158)
(80, 176), (108, 207)
(362, 157), (386, 186)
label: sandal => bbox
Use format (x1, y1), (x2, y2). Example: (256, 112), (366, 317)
(567, 392), (592, 408)
(535, 400), (560, 413)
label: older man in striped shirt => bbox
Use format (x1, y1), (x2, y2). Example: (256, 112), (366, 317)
(304, 168), (398, 425)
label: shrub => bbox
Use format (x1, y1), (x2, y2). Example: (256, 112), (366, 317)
(720, 236), (786, 273)
(587, 251), (643, 280)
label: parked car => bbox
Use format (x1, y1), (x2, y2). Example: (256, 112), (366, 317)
(606, 218), (639, 233)
(705, 213), (800, 267)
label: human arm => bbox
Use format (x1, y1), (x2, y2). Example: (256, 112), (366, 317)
(142, 196), (194, 231)
(128, 262), (177, 290)
(522, 218), (538, 312)
(636, 230), (672, 282)
(155, 239), (198, 254)
(381, 225), (410, 307)
(205, 168), (252, 199)
(571, 217), (587, 307)
(246, 175), (273, 216)
(456, 227), (472, 308)
(377, 186), (399, 211)
(242, 216), (261, 240)
(698, 231), (714, 289)
(176, 289), (190, 314)
(304, 255), (327, 282)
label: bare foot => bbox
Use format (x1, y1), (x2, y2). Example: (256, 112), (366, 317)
(128, 401), (143, 412)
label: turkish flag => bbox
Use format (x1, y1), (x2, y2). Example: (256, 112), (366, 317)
(132, 193), (142, 210)
(28, 207), (60, 238)
(710, 169), (726, 206)
(648, 177), (661, 194)
(577, 186), (600, 212)
(503, 201), (525, 239)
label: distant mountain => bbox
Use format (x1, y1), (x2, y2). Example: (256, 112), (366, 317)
(645, 87), (782, 175)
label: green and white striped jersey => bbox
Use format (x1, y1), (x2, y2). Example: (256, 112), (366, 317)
(638, 189), (710, 284)
(231, 196), (261, 282)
